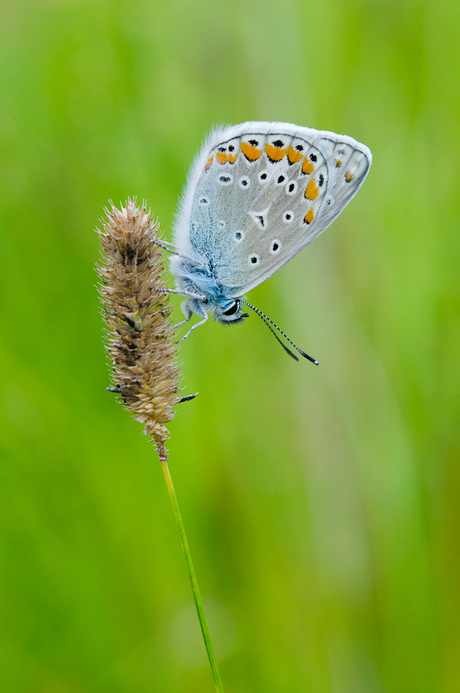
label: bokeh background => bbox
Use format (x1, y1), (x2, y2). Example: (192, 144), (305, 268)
(1, 0), (459, 691)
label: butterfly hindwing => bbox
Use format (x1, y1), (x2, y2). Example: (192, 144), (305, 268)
(314, 136), (371, 231)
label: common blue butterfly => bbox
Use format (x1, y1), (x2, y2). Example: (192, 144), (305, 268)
(167, 122), (371, 362)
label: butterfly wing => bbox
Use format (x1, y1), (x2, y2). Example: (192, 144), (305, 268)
(313, 133), (372, 231)
(173, 122), (371, 297)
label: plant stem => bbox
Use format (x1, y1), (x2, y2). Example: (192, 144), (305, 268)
(159, 454), (225, 693)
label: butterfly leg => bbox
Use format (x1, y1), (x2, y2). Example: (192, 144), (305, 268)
(173, 315), (191, 330)
(155, 287), (205, 301)
(152, 239), (207, 267)
(173, 297), (197, 329)
(178, 392), (198, 403)
(151, 238), (177, 252)
(176, 311), (208, 344)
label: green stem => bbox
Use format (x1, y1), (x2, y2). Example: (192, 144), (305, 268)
(160, 455), (225, 693)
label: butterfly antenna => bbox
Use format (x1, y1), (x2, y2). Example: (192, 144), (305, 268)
(240, 301), (319, 365)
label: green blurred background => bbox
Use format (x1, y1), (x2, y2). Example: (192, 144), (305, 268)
(1, 0), (459, 691)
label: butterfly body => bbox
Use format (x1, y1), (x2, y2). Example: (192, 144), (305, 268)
(170, 121), (372, 329)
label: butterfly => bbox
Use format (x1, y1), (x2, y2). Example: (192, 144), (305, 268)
(167, 121), (372, 362)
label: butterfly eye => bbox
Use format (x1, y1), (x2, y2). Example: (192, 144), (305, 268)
(223, 301), (239, 316)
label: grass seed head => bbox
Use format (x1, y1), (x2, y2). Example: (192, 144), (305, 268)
(96, 199), (181, 451)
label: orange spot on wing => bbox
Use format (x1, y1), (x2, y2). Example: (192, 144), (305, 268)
(345, 171), (354, 182)
(305, 178), (319, 200)
(304, 209), (314, 225)
(334, 159), (342, 167)
(287, 146), (303, 164)
(302, 158), (315, 175)
(241, 141), (262, 161)
(205, 156), (213, 170)
(265, 143), (287, 162)
(228, 153), (237, 163)
(216, 151), (228, 164)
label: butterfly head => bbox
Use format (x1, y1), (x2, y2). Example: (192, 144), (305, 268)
(214, 299), (249, 325)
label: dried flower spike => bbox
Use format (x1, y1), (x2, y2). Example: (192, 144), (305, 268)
(96, 199), (181, 453)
